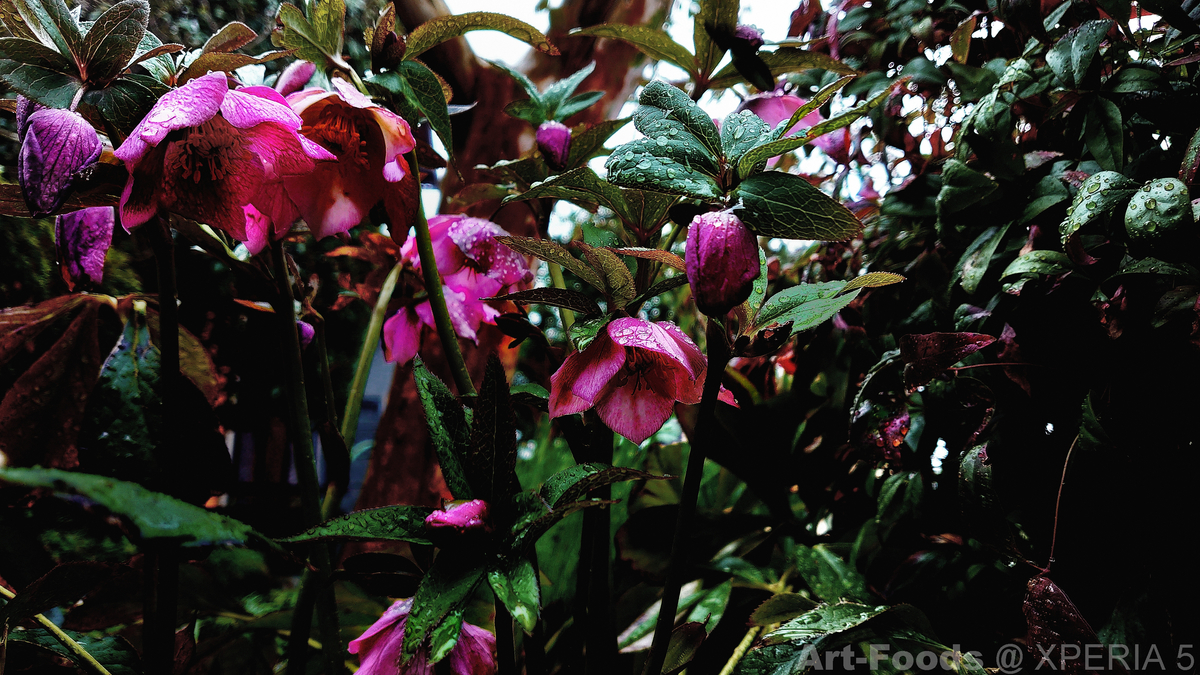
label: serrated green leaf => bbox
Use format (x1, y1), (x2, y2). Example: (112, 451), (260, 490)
(9, 626), (141, 675)
(77, 0), (147, 86)
(841, 271), (905, 294)
(566, 117), (630, 167)
(0, 467), (263, 545)
(573, 24), (695, 74)
(488, 555), (540, 633)
(277, 505), (435, 544)
(1084, 95), (1123, 172)
(709, 48), (857, 90)
(401, 557), (486, 665)
(371, 61), (455, 164)
(494, 235), (605, 291)
(999, 250), (1071, 289)
(466, 356), (519, 505)
(605, 136), (723, 199)
(404, 12), (558, 61)
(412, 357), (473, 499)
(201, 20), (256, 54)
(753, 280), (856, 331)
(9, 0), (81, 65)
(305, 0), (345, 60)
(127, 30), (176, 81)
(633, 79), (722, 159)
(489, 58), (541, 101)
(745, 247), (769, 311)
(734, 172), (863, 241)
(749, 592), (820, 627)
(568, 315), (610, 351)
(1046, 19), (1111, 88)
(580, 243), (637, 305)
(793, 546), (870, 603)
(1, 2), (39, 41)
(428, 607), (465, 664)
(541, 60), (594, 118)
(504, 166), (630, 218)
(0, 34), (74, 70)
(273, 3), (348, 73)
(84, 73), (161, 140)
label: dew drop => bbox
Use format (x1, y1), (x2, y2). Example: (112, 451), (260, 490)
(734, 127), (745, 139)
(1146, 198), (1157, 210)
(666, 169), (676, 178)
(656, 136), (668, 146)
(636, 159), (653, 170)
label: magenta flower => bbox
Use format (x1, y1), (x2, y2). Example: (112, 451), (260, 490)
(536, 121), (572, 170)
(550, 318), (709, 444)
(274, 60), (316, 97)
(737, 91), (850, 164)
(349, 598), (497, 675)
(281, 78), (418, 241)
(114, 71), (334, 238)
(733, 24), (765, 50)
(55, 207), (115, 290)
(686, 210), (760, 316)
(19, 104), (103, 217)
(383, 215), (530, 365)
(425, 499), (492, 533)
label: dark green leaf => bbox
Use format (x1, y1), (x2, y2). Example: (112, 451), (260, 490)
(272, 2), (348, 73)
(1046, 19), (1111, 88)
(618, 580), (709, 651)
(957, 224), (1009, 294)
(428, 607), (465, 664)
(1105, 65), (1161, 93)
(504, 167), (630, 220)
(1061, 170), (1137, 243)
(401, 556), (485, 665)
(1084, 96), (1123, 172)
(488, 58), (540, 101)
(466, 356), (519, 504)
(734, 172), (863, 241)
(412, 357), (473, 499)
(127, 29), (176, 81)
(749, 593), (820, 627)
(368, 61), (455, 165)
(0, 2), (38, 41)
(541, 60), (594, 118)
(945, 60), (1000, 102)
(178, 49), (292, 84)
(488, 288), (602, 317)
(8, 627), (141, 675)
(84, 73), (160, 140)
(1079, 391), (1115, 452)
(635, 273), (689, 305)
(573, 24), (695, 74)
(959, 444), (1015, 551)
(1107, 256), (1199, 282)
(0, 35), (72, 70)
(487, 555), (540, 632)
(0, 467), (263, 545)
(875, 471), (923, 531)
(78, 0), (147, 86)
(708, 48), (857, 90)
(936, 159), (998, 224)
(720, 108), (771, 168)
(539, 463), (663, 507)
(568, 316), (610, 351)
(605, 136), (723, 199)
(664, 622), (708, 674)
(403, 12), (558, 61)
(9, 0), (81, 65)
(566, 117), (630, 167)
(693, 0), (738, 77)
(503, 97), (543, 125)
(278, 505), (434, 544)
(999, 250), (1071, 286)
(754, 280), (856, 331)
(633, 79), (722, 159)
(686, 578), (732, 629)
(794, 545), (870, 603)
(579, 242), (636, 305)
(778, 74), (856, 138)
(556, 90), (605, 120)
(512, 498), (609, 552)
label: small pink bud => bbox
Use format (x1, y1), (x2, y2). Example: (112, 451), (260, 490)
(297, 320), (315, 348)
(425, 499), (492, 533)
(685, 210), (761, 316)
(733, 24), (765, 51)
(274, 60), (316, 97)
(536, 121), (572, 170)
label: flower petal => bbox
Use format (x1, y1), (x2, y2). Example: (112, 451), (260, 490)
(549, 331), (625, 418)
(115, 71), (227, 164)
(55, 206), (114, 289)
(241, 121), (318, 181)
(20, 108), (103, 217)
(349, 598), (412, 655)
(595, 372), (676, 445)
(606, 319), (698, 378)
(366, 105), (416, 182)
(221, 87), (303, 130)
(448, 622), (498, 675)
(383, 307), (423, 364)
(274, 60), (316, 97)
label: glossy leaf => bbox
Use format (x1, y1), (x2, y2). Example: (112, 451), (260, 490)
(369, 60), (454, 164)
(78, 0), (147, 86)
(83, 72), (161, 139)
(487, 555), (540, 632)
(1084, 96), (1123, 172)
(504, 167), (630, 220)
(401, 556), (486, 665)
(539, 463), (663, 507)
(779, 74), (856, 138)
(277, 505), (435, 544)
(540, 60), (595, 118)
(412, 357), (473, 499)
(957, 224), (1009, 293)
(272, 2), (348, 73)
(720, 109), (772, 168)
(841, 272), (905, 294)
(936, 159), (998, 223)
(572, 24), (695, 75)
(494, 235), (605, 292)
(1061, 171), (1136, 243)
(708, 48), (856, 90)
(566, 117), (630, 167)
(693, 0), (738, 76)
(1046, 20), (1111, 89)
(754, 280), (858, 332)
(959, 444), (1015, 551)
(612, 247), (686, 272)
(734, 172), (863, 241)
(466, 355), (519, 504)
(664, 622), (708, 674)
(0, 467), (263, 545)
(9, 0), (81, 64)
(794, 545), (871, 603)
(8, 627), (141, 675)
(749, 592), (820, 627)
(428, 607), (466, 664)
(487, 288), (602, 317)
(403, 11), (558, 61)
(899, 332), (996, 391)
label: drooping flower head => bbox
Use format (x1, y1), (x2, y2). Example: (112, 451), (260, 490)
(550, 318), (709, 444)
(18, 101), (103, 217)
(349, 598), (496, 675)
(113, 71), (334, 238)
(383, 215), (531, 365)
(281, 78), (418, 241)
(686, 210), (761, 316)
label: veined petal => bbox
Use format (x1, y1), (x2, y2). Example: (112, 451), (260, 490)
(242, 203), (272, 255)
(55, 206), (114, 289)
(283, 156), (385, 240)
(241, 121), (318, 181)
(595, 374), (676, 445)
(549, 332), (625, 417)
(116, 71), (227, 164)
(20, 108), (103, 217)
(332, 76), (376, 109)
(606, 319), (696, 378)
(221, 87), (303, 130)
(366, 105), (416, 182)
(275, 60), (316, 97)
(349, 598), (412, 655)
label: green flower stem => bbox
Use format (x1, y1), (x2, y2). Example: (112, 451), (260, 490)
(336, 262), (403, 453)
(312, 317), (348, 522)
(406, 149), (476, 396)
(717, 625), (761, 675)
(145, 218), (180, 675)
(547, 262), (576, 330)
(0, 585), (114, 675)
(272, 241), (344, 675)
(643, 318), (730, 675)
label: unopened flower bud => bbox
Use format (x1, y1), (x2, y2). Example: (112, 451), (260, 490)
(733, 24), (765, 51)
(20, 108), (103, 217)
(55, 206), (114, 290)
(536, 121), (572, 170)
(297, 320), (315, 348)
(685, 210), (761, 316)
(274, 60), (316, 97)
(425, 499), (492, 533)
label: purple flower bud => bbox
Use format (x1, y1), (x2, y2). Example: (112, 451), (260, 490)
(54, 207), (114, 290)
(19, 108), (103, 217)
(536, 121), (572, 170)
(685, 210), (761, 316)
(274, 60), (316, 97)
(734, 24), (765, 51)
(16, 95), (45, 141)
(297, 320), (315, 348)
(425, 499), (492, 533)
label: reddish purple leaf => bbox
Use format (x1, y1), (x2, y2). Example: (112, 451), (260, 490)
(1024, 576), (1125, 675)
(899, 332), (996, 391)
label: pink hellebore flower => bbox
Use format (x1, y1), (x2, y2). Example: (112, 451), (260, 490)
(114, 71), (333, 238)
(349, 598), (497, 675)
(383, 215), (531, 365)
(737, 91), (851, 164)
(550, 318), (708, 445)
(281, 78), (418, 241)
